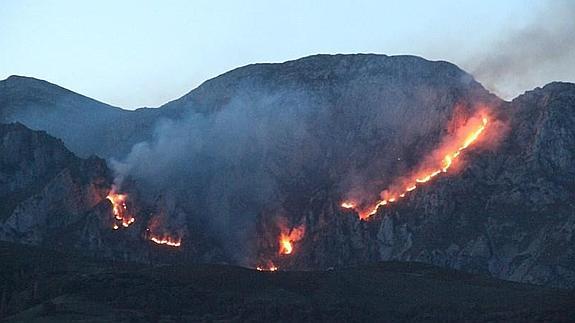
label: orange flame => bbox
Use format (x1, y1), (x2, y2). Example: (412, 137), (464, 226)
(278, 224), (305, 255)
(279, 234), (293, 254)
(342, 110), (490, 220)
(341, 202), (355, 209)
(106, 187), (136, 229)
(150, 234), (182, 247)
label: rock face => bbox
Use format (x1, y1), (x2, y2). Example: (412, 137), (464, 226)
(0, 123), (112, 243)
(0, 55), (574, 288)
(292, 82), (575, 288)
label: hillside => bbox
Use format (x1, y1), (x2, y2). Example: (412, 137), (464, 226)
(1, 242), (573, 322)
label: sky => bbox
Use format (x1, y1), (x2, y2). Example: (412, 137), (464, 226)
(1, 0), (573, 109)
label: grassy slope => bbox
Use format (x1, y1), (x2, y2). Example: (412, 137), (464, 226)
(0, 242), (573, 322)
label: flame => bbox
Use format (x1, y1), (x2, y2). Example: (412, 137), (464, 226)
(150, 234), (182, 247)
(343, 110), (489, 220)
(278, 224), (305, 255)
(256, 263), (279, 272)
(341, 202), (355, 209)
(279, 234), (293, 254)
(106, 187), (135, 229)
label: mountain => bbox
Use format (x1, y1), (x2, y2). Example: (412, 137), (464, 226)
(0, 54), (574, 289)
(0, 76), (161, 158)
(1, 242), (573, 322)
(98, 54), (501, 264)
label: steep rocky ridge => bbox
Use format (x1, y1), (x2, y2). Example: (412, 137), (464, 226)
(291, 82), (575, 288)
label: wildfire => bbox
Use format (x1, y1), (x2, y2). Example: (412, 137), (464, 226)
(342, 110), (490, 220)
(106, 187), (136, 229)
(150, 234), (182, 247)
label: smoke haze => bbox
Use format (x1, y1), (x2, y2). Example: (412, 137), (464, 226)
(468, 0), (575, 100)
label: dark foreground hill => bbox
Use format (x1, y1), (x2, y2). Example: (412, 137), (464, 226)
(0, 242), (573, 322)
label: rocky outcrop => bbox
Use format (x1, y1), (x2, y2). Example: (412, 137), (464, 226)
(0, 123), (112, 243)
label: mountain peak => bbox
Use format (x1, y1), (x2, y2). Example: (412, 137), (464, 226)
(2, 74), (60, 89)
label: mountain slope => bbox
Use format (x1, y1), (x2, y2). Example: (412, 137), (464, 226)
(294, 82), (575, 288)
(0, 76), (161, 158)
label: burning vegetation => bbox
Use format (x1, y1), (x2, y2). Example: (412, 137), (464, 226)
(106, 186), (136, 229)
(146, 214), (183, 248)
(342, 108), (492, 220)
(279, 224), (305, 255)
(106, 184), (185, 249)
(149, 234), (182, 247)
(255, 218), (306, 271)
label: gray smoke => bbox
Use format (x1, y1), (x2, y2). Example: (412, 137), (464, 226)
(111, 90), (320, 262)
(468, 0), (575, 99)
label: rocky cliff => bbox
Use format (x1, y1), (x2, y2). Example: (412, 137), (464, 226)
(0, 123), (112, 243)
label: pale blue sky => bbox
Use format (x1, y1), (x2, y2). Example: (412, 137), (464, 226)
(2, 0), (569, 109)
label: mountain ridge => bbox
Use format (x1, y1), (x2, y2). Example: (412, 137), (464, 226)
(1, 54), (574, 288)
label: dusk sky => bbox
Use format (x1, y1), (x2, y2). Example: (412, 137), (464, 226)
(1, 0), (573, 109)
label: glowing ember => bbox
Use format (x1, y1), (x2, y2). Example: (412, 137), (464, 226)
(342, 111), (490, 220)
(256, 264), (279, 272)
(150, 234), (182, 247)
